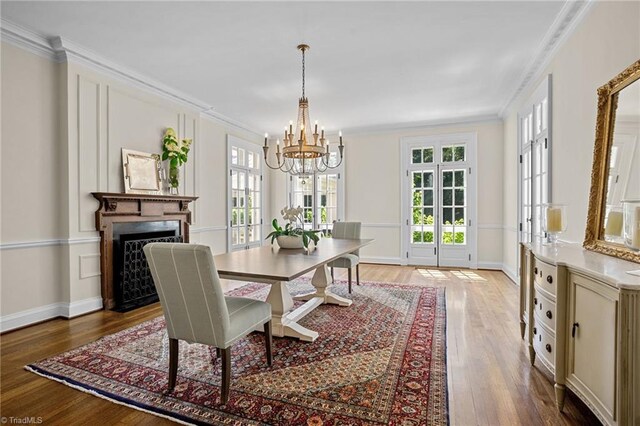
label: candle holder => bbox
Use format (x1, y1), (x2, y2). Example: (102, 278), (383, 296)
(542, 203), (567, 245)
(622, 199), (640, 251)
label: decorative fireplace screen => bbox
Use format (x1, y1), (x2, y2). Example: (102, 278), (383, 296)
(117, 235), (183, 311)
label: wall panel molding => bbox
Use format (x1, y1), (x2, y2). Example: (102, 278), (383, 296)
(191, 226), (228, 233)
(79, 254), (101, 279)
(78, 74), (102, 232)
(0, 237), (100, 250)
(0, 18), (260, 136)
(361, 223), (401, 228)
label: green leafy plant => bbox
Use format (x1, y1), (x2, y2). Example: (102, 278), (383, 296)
(161, 128), (192, 188)
(266, 206), (320, 249)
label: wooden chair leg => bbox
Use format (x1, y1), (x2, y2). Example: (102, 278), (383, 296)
(221, 347), (231, 404)
(264, 321), (273, 366)
(168, 338), (178, 392)
(331, 267), (335, 283)
(356, 264), (360, 286)
(348, 268), (352, 293)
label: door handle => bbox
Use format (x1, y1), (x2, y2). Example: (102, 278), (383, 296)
(572, 322), (579, 338)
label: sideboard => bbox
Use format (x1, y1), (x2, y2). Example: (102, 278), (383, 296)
(519, 242), (640, 426)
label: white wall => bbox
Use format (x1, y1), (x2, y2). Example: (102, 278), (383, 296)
(1, 43), (64, 322)
(0, 41), (263, 331)
(502, 1), (640, 275)
(269, 120), (505, 267)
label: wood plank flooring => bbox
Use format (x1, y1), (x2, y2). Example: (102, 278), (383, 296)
(0, 265), (600, 425)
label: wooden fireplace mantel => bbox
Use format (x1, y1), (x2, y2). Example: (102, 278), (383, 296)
(92, 192), (198, 309)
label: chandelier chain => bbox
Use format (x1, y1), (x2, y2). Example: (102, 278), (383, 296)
(301, 48), (305, 99)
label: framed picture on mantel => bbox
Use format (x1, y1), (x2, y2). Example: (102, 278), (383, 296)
(122, 149), (162, 194)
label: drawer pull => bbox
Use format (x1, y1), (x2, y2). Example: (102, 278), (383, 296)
(534, 267), (538, 275)
(546, 310), (552, 319)
(546, 344), (552, 353)
(572, 322), (580, 338)
(546, 275), (553, 284)
(533, 297), (538, 305)
(533, 327), (537, 335)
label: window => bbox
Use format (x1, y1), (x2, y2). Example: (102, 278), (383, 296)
(287, 162), (344, 233)
(228, 136), (263, 251)
(519, 75), (551, 248)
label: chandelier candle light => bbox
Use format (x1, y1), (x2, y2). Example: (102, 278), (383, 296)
(263, 44), (344, 181)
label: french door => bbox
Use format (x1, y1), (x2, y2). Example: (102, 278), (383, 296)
(228, 136), (263, 252)
(401, 133), (477, 267)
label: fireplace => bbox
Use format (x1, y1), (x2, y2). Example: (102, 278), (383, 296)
(92, 192), (198, 310)
(112, 221), (182, 311)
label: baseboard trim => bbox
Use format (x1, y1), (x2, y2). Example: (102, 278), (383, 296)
(502, 265), (518, 285)
(0, 297), (104, 333)
(476, 261), (503, 270)
(360, 256), (402, 265)
(65, 297), (103, 318)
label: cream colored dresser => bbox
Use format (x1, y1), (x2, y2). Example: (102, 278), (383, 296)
(519, 243), (640, 426)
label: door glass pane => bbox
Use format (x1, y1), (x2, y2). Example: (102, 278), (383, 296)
(412, 170), (434, 245)
(423, 148), (433, 163)
(231, 147), (238, 165)
(442, 147), (453, 162)
(412, 149), (422, 164)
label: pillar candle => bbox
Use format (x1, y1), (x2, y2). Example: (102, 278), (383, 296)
(546, 207), (563, 233)
(605, 211), (623, 236)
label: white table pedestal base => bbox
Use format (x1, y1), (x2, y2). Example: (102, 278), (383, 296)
(293, 264), (353, 307)
(264, 264), (352, 342)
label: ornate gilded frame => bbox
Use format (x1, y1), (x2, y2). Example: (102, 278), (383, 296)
(584, 59), (640, 263)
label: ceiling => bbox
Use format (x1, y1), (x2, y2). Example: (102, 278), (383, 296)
(1, 1), (567, 134)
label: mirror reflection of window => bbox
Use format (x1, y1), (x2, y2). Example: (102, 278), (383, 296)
(604, 78), (640, 243)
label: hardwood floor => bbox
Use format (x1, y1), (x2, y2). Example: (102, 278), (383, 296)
(0, 265), (600, 425)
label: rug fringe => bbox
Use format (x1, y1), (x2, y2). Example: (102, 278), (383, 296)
(24, 365), (196, 426)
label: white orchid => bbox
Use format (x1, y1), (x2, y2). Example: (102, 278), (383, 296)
(267, 205), (320, 249)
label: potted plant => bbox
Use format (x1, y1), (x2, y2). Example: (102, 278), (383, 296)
(266, 206), (320, 249)
(162, 128), (192, 194)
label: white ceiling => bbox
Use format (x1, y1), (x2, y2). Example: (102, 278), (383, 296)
(1, 1), (566, 134)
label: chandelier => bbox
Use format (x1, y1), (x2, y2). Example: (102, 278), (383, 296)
(263, 44), (344, 180)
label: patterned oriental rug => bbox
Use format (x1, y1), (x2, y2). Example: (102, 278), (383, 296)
(26, 280), (448, 425)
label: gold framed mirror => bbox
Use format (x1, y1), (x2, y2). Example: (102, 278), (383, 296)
(584, 59), (640, 263)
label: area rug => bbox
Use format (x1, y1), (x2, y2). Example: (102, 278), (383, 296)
(26, 280), (448, 425)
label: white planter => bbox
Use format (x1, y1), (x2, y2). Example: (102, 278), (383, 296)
(276, 235), (304, 249)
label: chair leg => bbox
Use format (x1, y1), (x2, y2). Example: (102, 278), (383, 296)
(264, 321), (273, 366)
(331, 267), (335, 283)
(221, 347), (231, 404)
(168, 338), (178, 392)
(356, 264), (360, 286)
(348, 268), (352, 293)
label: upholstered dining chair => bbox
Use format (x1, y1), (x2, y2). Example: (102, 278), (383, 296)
(327, 222), (362, 293)
(143, 242), (272, 405)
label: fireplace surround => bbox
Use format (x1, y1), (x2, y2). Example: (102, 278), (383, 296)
(92, 192), (198, 310)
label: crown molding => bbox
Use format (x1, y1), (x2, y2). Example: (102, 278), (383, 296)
(342, 114), (502, 136)
(200, 109), (262, 137)
(50, 36), (211, 112)
(0, 18), (60, 61)
(499, 0), (594, 117)
(0, 18), (262, 137)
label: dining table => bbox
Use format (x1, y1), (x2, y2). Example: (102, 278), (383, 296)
(214, 238), (373, 342)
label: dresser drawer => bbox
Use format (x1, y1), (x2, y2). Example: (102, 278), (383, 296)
(533, 288), (556, 332)
(533, 257), (557, 296)
(533, 323), (555, 370)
